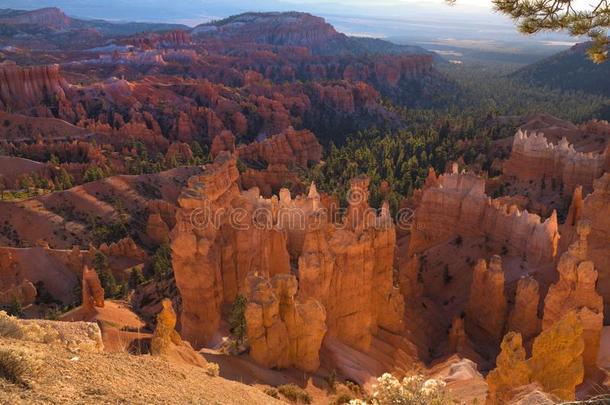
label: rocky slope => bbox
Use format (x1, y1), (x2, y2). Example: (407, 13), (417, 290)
(0, 335), (282, 405)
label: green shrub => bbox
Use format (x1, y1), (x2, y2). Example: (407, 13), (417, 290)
(330, 393), (355, 405)
(263, 387), (280, 399)
(6, 298), (23, 317)
(229, 295), (247, 345)
(93, 251), (120, 298)
(205, 362), (220, 377)
(151, 244), (173, 281)
(128, 268), (146, 290)
(277, 384), (312, 404)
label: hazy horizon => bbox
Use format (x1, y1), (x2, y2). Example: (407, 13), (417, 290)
(1, 0), (581, 59)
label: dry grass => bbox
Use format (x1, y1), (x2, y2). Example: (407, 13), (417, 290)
(0, 349), (32, 387)
(0, 311), (23, 339)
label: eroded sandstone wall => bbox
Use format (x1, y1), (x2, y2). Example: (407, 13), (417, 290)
(171, 152), (404, 363)
(245, 273), (326, 372)
(542, 220), (603, 371)
(0, 62), (70, 112)
(170, 152), (291, 347)
(409, 165), (559, 264)
(504, 130), (607, 194)
(465, 255), (508, 347)
(237, 127), (322, 168)
(487, 312), (585, 404)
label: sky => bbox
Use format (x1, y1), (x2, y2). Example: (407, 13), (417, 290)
(0, 0), (513, 25)
(1, 0), (580, 55)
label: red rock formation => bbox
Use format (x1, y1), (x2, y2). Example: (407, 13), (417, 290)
(192, 12), (342, 54)
(449, 317), (467, 353)
(399, 254), (423, 300)
(98, 238), (147, 263)
(211, 130), (236, 158)
(129, 30), (192, 49)
(171, 153), (403, 357)
(146, 200), (179, 246)
(542, 220), (603, 371)
(240, 164), (304, 197)
(245, 273), (326, 372)
(0, 246), (81, 305)
(165, 142), (194, 165)
(488, 311), (585, 403)
(565, 186), (584, 228)
(409, 165), (559, 264)
(82, 266), (105, 312)
(237, 127), (322, 168)
(147, 213), (171, 245)
(0, 279), (36, 307)
(504, 130), (607, 195)
(573, 174), (610, 321)
(172, 113), (197, 142)
(151, 298), (207, 367)
(297, 177), (404, 351)
(465, 255), (508, 347)
(507, 276), (541, 343)
(171, 152), (291, 347)
(0, 62), (70, 111)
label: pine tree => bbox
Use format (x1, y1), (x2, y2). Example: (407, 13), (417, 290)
(448, 0), (610, 62)
(229, 295), (248, 345)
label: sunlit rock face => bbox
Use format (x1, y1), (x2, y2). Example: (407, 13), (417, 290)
(409, 165), (559, 265)
(486, 332), (531, 405)
(504, 129), (608, 195)
(488, 311), (585, 403)
(171, 152), (291, 348)
(542, 220), (603, 372)
(244, 273), (326, 372)
(171, 153), (404, 366)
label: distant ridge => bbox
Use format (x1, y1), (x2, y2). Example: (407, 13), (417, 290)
(193, 12), (435, 58)
(0, 7), (188, 37)
(512, 42), (610, 97)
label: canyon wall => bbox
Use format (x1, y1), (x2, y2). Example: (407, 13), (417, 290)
(504, 130), (607, 194)
(170, 152), (291, 347)
(0, 62), (70, 112)
(297, 176), (404, 351)
(171, 152), (404, 365)
(409, 165), (559, 264)
(562, 174), (610, 321)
